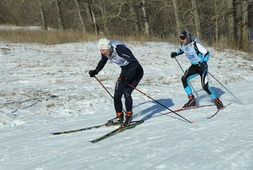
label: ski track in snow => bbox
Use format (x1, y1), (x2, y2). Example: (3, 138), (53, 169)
(0, 41), (253, 170)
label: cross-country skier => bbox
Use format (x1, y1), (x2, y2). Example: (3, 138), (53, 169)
(89, 38), (144, 126)
(170, 30), (224, 109)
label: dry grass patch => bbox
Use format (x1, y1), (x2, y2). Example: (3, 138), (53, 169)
(0, 29), (99, 45)
(0, 26), (175, 45)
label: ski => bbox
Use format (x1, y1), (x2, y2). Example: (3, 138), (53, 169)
(51, 123), (118, 135)
(171, 104), (215, 113)
(90, 120), (144, 143)
(207, 103), (231, 119)
(154, 104), (215, 117)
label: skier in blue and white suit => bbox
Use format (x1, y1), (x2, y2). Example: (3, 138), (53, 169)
(89, 38), (144, 126)
(171, 30), (223, 109)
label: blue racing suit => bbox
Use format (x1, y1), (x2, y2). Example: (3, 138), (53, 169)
(175, 41), (217, 100)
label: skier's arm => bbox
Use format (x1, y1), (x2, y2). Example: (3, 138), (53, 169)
(171, 48), (184, 58)
(88, 55), (108, 77)
(176, 48), (184, 55)
(195, 43), (210, 62)
(95, 55), (108, 73)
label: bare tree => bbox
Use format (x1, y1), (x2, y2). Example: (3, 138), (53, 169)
(241, 0), (250, 51)
(172, 0), (182, 36)
(97, 0), (109, 34)
(227, 0), (236, 47)
(39, 0), (48, 30)
(212, 0), (227, 48)
(55, 0), (64, 30)
(191, 0), (202, 40)
(127, 0), (140, 36)
(0, 1), (18, 24)
(1, 0), (252, 53)
(214, 0), (219, 47)
(74, 0), (86, 33)
(141, 0), (149, 37)
(83, 0), (98, 34)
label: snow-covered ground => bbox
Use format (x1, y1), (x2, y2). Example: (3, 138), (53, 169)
(0, 39), (253, 170)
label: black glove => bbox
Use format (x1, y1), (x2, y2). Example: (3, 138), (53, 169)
(118, 76), (128, 84)
(199, 61), (207, 71)
(171, 52), (178, 58)
(88, 70), (98, 77)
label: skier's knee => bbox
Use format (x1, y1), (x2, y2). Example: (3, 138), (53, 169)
(181, 76), (186, 82)
(181, 76), (187, 86)
(202, 84), (209, 92)
(114, 94), (121, 101)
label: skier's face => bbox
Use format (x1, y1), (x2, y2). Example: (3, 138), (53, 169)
(100, 49), (110, 57)
(180, 38), (187, 44)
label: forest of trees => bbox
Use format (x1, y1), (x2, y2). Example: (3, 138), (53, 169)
(0, 0), (252, 52)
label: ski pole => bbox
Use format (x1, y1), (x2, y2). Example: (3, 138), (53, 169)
(95, 76), (114, 99)
(127, 83), (195, 124)
(175, 57), (185, 73)
(94, 76), (127, 113)
(174, 57), (198, 97)
(208, 72), (243, 104)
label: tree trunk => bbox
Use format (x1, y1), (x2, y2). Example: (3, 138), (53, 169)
(90, 9), (98, 34)
(141, 0), (149, 37)
(172, 0), (182, 36)
(39, 0), (47, 30)
(128, 0), (140, 36)
(55, 0), (64, 30)
(84, 0), (98, 34)
(241, 0), (249, 51)
(74, 0), (86, 33)
(227, 0), (235, 48)
(235, 0), (243, 48)
(98, 1), (108, 35)
(191, 0), (202, 40)
(214, 0), (219, 48)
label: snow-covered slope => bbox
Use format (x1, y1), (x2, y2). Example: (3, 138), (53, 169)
(0, 41), (253, 170)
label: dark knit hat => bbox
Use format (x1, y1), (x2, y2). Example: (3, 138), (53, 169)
(180, 30), (187, 40)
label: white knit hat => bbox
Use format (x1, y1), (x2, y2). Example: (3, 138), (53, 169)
(97, 38), (111, 50)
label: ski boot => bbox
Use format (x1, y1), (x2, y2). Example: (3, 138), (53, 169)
(123, 111), (133, 127)
(183, 94), (196, 108)
(107, 112), (123, 125)
(214, 98), (224, 109)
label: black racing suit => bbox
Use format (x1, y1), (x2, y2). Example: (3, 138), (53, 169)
(94, 44), (144, 113)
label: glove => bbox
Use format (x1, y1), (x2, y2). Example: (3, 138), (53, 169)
(199, 61), (207, 71)
(88, 70), (98, 77)
(118, 76), (128, 84)
(171, 52), (178, 58)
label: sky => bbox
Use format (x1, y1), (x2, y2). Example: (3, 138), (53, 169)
(0, 37), (253, 170)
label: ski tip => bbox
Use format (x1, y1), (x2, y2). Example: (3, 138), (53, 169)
(50, 132), (59, 135)
(191, 121), (196, 124)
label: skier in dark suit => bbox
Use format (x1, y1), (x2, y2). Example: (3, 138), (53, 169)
(89, 38), (144, 126)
